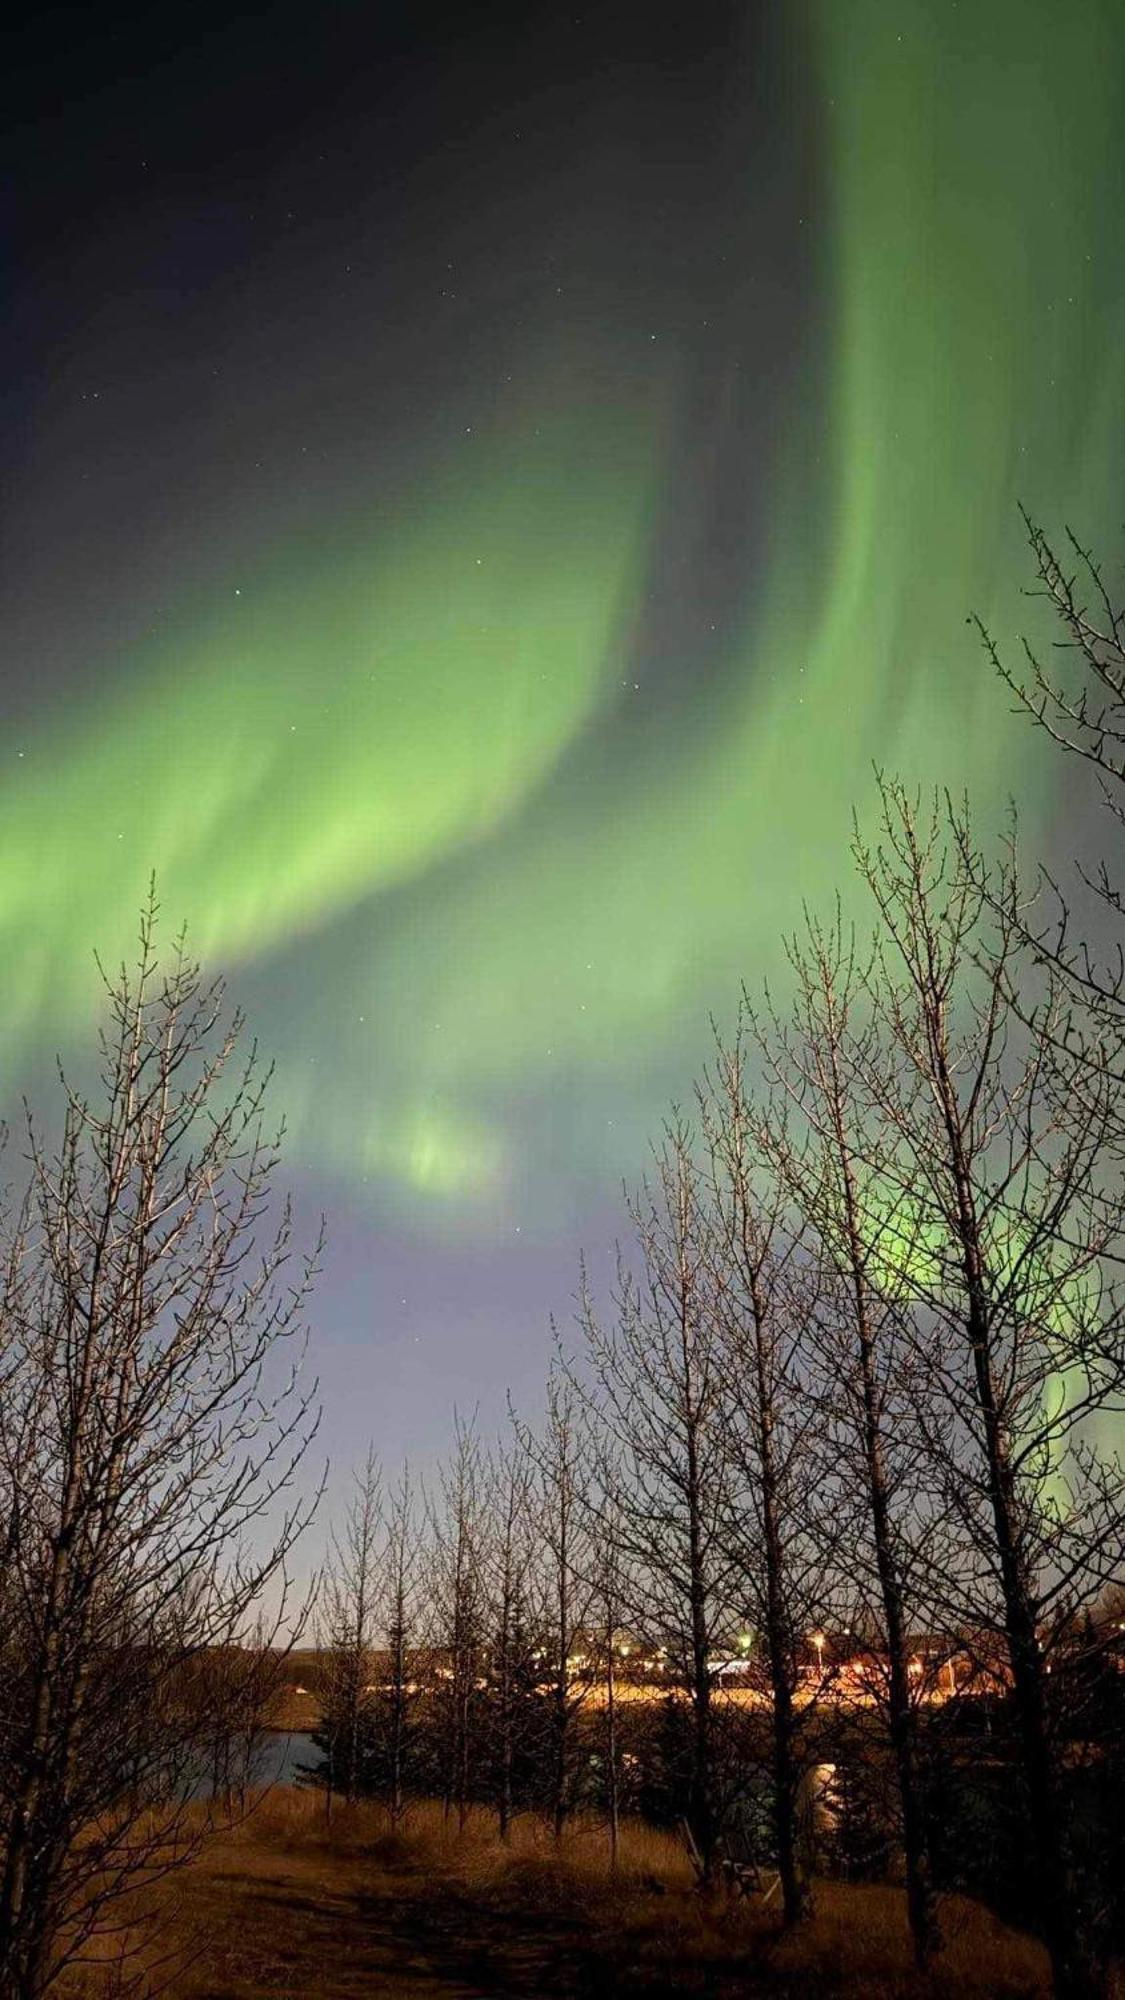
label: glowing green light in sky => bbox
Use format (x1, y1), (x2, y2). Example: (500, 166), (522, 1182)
(0, 402), (659, 1044)
(317, 0), (1125, 1219)
(3, 0), (1124, 1235)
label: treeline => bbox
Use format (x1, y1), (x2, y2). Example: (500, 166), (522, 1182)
(312, 526), (1125, 2000)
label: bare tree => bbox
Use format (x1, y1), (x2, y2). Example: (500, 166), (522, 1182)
(751, 917), (944, 1961)
(428, 1414), (486, 1832)
(515, 1368), (596, 1840)
(979, 515), (1125, 856)
(592, 1490), (628, 1874)
(700, 1035), (837, 1927)
(574, 1119), (739, 1886)
(977, 519), (1125, 1162)
(380, 1465), (420, 1826)
(481, 1442), (537, 1841)
(0, 900), (320, 2000)
(315, 1450), (382, 1812)
(856, 783), (1125, 1999)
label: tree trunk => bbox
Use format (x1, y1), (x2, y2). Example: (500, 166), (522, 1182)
(552, 1675), (569, 1842)
(751, 1275), (805, 1929)
(851, 1265), (936, 1961)
(605, 1649), (620, 1875)
(769, 1668), (802, 1927)
(940, 1072), (1095, 1999)
(828, 1045), (938, 1966)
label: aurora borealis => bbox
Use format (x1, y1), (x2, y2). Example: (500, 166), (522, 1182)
(5, 0), (1125, 1461)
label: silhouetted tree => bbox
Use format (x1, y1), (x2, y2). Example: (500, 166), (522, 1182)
(481, 1443), (539, 1839)
(592, 1488), (629, 1873)
(857, 783), (1125, 1999)
(516, 1369), (596, 1839)
(700, 1037), (833, 1926)
(311, 1450), (381, 1811)
(752, 915), (944, 1961)
(428, 1415), (486, 1831)
(0, 900), (320, 2000)
(378, 1465), (420, 1824)
(575, 1119), (739, 1886)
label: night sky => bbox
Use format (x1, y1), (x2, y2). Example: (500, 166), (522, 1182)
(5, 0), (1124, 1495)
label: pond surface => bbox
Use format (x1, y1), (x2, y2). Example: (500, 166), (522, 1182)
(187, 1731), (319, 1798)
(251, 1731), (319, 1788)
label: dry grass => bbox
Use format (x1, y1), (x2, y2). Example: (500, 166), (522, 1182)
(58, 1787), (1058, 1999)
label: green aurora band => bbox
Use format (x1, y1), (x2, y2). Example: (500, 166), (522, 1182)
(0, 402), (661, 1041)
(4, 0), (1124, 1231)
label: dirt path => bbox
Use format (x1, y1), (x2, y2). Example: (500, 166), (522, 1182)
(142, 1799), (1048, 2000)
(174, 1841), (776, 1999)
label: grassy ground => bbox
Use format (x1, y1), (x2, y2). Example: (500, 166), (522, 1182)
(67, 1790), (1054, 1999)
